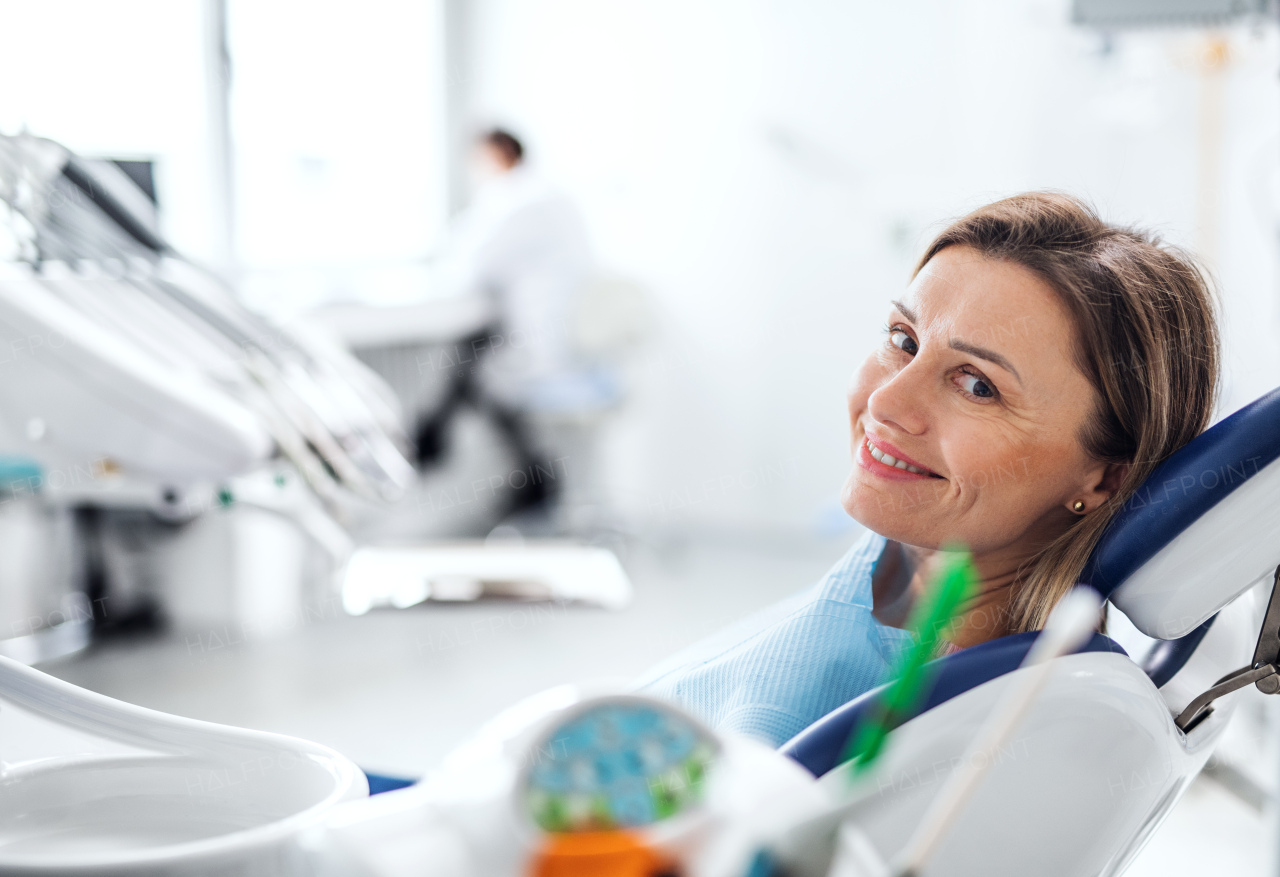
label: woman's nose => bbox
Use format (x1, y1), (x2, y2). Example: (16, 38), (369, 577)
(867, 359), (929, 436)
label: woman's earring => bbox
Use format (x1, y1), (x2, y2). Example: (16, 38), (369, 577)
(1072, 500), (1086, 514)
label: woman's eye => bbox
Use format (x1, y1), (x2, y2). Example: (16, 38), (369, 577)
(889, 329), (918, 355)
(956, 371), (996, 399)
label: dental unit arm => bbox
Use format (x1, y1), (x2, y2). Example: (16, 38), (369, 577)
(0, 130), (414, 508)
(1173, 564), (1280, 732)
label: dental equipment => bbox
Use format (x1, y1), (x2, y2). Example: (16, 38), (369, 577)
(0, 131), (414, 503)
(0, 130), (419, 639)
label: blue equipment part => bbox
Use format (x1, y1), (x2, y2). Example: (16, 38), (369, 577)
(0, 457), (43, 491)
(364, 772), (416, 795)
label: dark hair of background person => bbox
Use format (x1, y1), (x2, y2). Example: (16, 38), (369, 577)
(481, 129), (524, 167)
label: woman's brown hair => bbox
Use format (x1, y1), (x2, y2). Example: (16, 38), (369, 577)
(915, 192), (1221, 633)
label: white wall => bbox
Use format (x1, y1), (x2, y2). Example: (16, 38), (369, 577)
(459, 0), (1280, 538)
(229, 0), (451, 311)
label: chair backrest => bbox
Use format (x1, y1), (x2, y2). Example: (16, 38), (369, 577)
(1081, 386), (1280, 638)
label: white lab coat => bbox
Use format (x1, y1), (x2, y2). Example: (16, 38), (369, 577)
(433, 166), (593, 405)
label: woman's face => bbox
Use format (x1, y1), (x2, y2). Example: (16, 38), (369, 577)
(842, 245), (1114, 559)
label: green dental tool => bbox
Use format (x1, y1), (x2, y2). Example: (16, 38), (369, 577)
(843, 547), (978, 776)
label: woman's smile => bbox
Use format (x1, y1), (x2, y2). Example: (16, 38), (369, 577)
(856, 432), (943, 480)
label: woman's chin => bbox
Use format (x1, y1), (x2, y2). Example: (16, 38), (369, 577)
(844, 481), (1007, 555)
(841, 477), (932, 546)
(840, 479), (890, 533)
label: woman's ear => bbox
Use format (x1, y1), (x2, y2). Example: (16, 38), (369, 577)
(1087, 461), (1130, 506)
(1099, 461), (1130, 497)
(1071, 461), (1130, 515)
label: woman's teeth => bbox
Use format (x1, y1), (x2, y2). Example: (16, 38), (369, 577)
(866, 439), (928, 475)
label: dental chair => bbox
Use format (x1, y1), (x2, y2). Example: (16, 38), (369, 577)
(0, 387), (1277, 876)
(779, 385), (1280, 876)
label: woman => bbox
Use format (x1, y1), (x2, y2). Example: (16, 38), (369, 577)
(635, 192), (1221, 747)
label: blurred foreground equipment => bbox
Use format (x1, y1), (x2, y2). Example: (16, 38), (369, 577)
(0, 132), (416, 657)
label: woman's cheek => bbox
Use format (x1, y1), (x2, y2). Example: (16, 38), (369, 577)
(951, 452), (1037, 517)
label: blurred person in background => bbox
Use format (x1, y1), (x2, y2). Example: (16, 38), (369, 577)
(417, 128), (593, 520)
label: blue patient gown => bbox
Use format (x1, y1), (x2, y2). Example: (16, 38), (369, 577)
(632, 530), (915, 747)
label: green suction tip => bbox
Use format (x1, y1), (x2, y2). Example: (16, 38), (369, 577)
(844, 547), (978, 776)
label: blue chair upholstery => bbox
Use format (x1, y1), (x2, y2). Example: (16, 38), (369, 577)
(1081, 386), (1280, 597)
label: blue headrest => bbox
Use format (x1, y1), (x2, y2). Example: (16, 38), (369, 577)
(1082, 386), (1280, 638)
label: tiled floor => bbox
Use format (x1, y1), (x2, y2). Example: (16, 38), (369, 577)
(39, 533), (1275, 875)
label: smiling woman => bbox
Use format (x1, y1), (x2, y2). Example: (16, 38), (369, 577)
(851, 193), (1220, 642)
(635, 192), (1220, 746)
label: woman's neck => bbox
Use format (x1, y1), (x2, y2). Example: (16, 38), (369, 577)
(872, 539), (1025, 649)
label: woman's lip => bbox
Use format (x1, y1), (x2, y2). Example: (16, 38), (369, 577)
(856, 439), (936, 481)
(862, 432), (943, 478)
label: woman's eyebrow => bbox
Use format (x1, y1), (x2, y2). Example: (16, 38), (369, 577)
(891, 298), (1023, 385)
(949, 338), (1022, 385)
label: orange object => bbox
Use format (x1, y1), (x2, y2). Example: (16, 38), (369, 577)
(529, 831), (680, 877)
